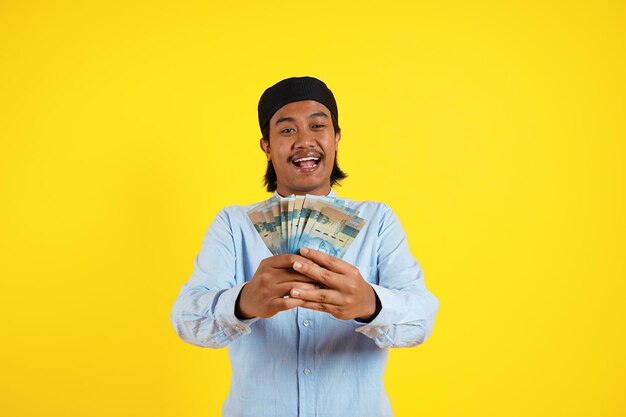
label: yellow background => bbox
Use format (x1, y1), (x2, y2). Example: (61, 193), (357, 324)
(1, 1), (624, 416)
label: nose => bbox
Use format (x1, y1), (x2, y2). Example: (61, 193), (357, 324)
(293, 129), (316, 148)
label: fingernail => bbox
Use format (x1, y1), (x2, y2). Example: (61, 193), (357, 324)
(293, 261), (302, 269)
(291, 289), (300, 297)
(300, 248), (309, 255)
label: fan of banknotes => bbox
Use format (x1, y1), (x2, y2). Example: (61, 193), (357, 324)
(248, 195), (366, 259)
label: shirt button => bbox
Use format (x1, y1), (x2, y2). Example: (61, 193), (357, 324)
(303, 320), (311, 327)
(303, 368), (311, 375)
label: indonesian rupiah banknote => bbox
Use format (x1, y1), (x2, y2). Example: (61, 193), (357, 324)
(247, 195), (366, 258)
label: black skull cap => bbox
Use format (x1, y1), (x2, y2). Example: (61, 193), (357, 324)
(258, 76), (338, 134)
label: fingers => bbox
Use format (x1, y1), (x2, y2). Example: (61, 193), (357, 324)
(291, 281), (322, 291)
(298, 248), (352, 274)
(269, 296), (304, 313)
(292, 258), (339, 288)
(257, 258), (318, 286)
(289, 287), (348, 317)
(275, 281), (320, 296)
(297, 300), (348, 319)
(290, 287), (342, 306)
(263, 254), (315, 270)
(277, 269), (320, 284)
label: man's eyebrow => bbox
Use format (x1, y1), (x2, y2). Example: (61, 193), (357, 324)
(274, 112), (328, 126)
(275, 116), (294, 126)
(308, 112), (329, 119)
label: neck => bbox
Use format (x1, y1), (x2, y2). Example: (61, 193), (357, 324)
(276, 185), (332, 197)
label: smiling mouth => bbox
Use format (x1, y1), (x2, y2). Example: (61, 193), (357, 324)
(292, 156), (321, 170)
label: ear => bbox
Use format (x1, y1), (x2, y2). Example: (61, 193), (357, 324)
(334, 131), (341, 152)
(260, 138), (271, 161)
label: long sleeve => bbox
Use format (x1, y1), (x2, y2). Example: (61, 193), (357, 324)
(170, 195), (436, 416)
(355, 204), (439, 348)
(170, 209), (259, 348)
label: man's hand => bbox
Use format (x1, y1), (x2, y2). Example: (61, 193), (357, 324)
(289, 248), (378, 321)
(236, 254), (319, 319)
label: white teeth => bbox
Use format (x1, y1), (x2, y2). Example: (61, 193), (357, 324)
(294, 157), (320, 163)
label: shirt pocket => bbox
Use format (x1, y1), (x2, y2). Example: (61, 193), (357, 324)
(328, 265), (377, 327)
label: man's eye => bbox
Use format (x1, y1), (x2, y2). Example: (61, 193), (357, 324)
(312, 124), (326, 129)
(281, 128), (295, 134)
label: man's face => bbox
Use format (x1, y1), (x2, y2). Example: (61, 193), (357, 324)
(260, 100), (340, 196)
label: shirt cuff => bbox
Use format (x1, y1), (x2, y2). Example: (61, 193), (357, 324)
(213, 282), (260, 342)
(355, 283), (427, 348)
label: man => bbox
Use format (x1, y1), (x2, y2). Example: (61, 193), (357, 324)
(170, 76), (439, 417)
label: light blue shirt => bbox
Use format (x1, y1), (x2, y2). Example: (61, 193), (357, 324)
(171, 190), (439, 417)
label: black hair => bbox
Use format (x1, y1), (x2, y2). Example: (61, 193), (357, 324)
(261, 113), (348, 192)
